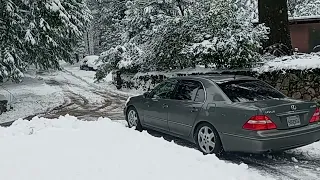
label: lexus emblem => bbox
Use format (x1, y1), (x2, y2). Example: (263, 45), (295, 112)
(291, 105), (297, 111)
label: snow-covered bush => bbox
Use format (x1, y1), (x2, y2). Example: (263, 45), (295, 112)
(289, 0), (320, 17)
(95, 43), (143, 81)
(96, 0), (268, 79)
(182, 0), (268, 69)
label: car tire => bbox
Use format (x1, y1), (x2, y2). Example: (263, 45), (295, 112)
(194, 123), (223, 155)
(126, 106), (143, 132)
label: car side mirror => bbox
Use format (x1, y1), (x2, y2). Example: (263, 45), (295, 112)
(151, 95), (160, 101)
(143, 92), (150, 98)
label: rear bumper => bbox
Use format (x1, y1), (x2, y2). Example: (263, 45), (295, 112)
(221, 124), (320, 153)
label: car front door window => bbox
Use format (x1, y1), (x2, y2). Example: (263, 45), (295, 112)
(174, 80), (205, 102)
(167, 79), (206, 136)
(150, 80), (177, 99)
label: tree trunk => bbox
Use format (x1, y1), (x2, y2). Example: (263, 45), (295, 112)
(258, 0), (293, 56)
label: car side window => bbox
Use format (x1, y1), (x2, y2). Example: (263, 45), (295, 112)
(174, 80), (205, 102)
(150, 79), (178, 99)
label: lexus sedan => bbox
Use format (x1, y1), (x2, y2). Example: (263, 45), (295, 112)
(124, 75), (320, 154)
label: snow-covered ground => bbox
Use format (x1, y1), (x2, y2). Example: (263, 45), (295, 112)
(60, 61), (144, 96)
(0, 62), (133, 124)
(0, 115), (273, 180)
(0, 73), (64, 124)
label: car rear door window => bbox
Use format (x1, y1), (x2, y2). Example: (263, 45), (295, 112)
(174, 80), (205, 102)
(217, 80), (286, 102)
(150, 79), (178, 99)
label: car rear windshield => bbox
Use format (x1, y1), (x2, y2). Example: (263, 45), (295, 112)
(217, 80), (286, 102)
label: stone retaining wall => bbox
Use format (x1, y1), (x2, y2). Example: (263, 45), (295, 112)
(117, 69), (320, 103)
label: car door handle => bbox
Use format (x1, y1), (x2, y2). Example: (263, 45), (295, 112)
(191, 107), (199, 112)
(162, 104), (169, 108)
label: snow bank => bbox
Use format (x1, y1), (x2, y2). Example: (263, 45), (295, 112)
(0, 115), (273, 180)
(255, 53), (320, 73)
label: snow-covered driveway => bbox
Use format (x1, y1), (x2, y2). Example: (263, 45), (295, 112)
(0, 64), (129, 124)
(38, 69), (128, 121)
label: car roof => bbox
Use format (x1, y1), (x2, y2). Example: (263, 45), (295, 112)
(171, 74), (257, 83)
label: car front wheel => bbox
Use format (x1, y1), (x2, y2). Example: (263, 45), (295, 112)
(126, 107), (143, 131)
(195, 123), (223, 155)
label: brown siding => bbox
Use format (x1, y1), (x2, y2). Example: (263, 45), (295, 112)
(290, 24), (309, 52)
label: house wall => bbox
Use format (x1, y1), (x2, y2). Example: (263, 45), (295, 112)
(290, 22), (320, 53)
(290, 24), (309, 52)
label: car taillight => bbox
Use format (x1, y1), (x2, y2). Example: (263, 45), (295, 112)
(310, 108), (320, 123)
(243, 115), (277, 131)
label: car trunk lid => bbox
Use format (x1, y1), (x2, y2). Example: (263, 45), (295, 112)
(241, 98), (316, 130)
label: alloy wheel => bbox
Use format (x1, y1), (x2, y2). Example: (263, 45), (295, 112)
(197, 126), (216, 154)
(127, 109), (138, 128)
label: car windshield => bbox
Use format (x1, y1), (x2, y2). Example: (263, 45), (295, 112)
(217, 80), (286, 102)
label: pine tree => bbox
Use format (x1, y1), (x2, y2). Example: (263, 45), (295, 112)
(290, 0), (320, 16)
(0, 0), (91, 81)
(95, 0), (268, 80)
(22, 0), (92, 70)
(0, 0), (26, 82)
(87, 0), (127, 54)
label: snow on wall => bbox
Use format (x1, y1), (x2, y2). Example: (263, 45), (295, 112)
(116, 54), (320, 102)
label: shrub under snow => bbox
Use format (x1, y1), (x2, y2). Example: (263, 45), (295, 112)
(95, 0), (268, 81)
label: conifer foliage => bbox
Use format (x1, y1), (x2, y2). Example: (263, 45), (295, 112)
(0, 0), (91, 82)
(95, 0), (268, 81)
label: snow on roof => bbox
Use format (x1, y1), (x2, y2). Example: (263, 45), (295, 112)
(289, 15), (320, 21)
(254, 53), (320, 73)
(252, 15), (320, 24)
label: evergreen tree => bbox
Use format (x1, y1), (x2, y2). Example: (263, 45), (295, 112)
(0, 0), (91, 82)
(95, 0), (268, 80)
(290, 0), (320, 16)
(87, 0), (127, 54)
(0, 0), (26, 82)
(22, 0), (92, 70)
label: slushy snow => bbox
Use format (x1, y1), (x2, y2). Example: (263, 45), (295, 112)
(0, 115), (274, 180)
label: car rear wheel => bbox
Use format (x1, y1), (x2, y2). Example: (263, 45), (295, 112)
(126, 107), (143, 131)
(195, 123), (223, 155)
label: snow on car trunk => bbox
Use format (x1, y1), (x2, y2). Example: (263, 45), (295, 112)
(0, 115), (273, 180)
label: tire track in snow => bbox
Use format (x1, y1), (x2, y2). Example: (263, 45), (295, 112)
(27, 70), (128, 120)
